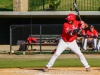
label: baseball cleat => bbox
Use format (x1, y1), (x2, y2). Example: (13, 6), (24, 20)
(43, 66), (49, 72)
(86, 67), (91, 72)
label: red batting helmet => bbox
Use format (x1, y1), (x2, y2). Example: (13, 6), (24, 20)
(66, 13), (76, 21)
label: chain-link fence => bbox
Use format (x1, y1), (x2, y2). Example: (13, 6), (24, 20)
(30, 0), (100, 11)
(10, 24), (100, 54)
(0, 0), (100, 11)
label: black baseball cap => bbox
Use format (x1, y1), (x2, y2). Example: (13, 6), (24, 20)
(90, 25), (94, 28)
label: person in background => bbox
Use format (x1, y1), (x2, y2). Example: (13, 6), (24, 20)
(83, 25), (98, 51)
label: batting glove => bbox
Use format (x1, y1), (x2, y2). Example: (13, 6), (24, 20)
(72, 28), (80, 35)
(68, 30), (73, 36)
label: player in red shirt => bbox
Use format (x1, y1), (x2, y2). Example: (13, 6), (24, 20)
(83, 25), (98, 51)
(44, 13), (90, 72)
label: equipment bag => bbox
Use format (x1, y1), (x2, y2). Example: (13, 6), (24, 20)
(19, 42), (27, 51)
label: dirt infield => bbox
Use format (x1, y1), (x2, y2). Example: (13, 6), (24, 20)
(0, 67), (100, 75)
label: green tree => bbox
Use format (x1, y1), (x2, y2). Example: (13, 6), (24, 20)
(49, 0), (61, 10)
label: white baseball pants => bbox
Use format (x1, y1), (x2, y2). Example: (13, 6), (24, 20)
(46, 38), (90, 69)
(97, 40), (100, 50)
(83, 38), (97, 50)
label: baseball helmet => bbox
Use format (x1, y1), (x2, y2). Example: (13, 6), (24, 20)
(66, 13), (76, 21)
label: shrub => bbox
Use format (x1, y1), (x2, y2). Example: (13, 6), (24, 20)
(49, 0), (61, 11)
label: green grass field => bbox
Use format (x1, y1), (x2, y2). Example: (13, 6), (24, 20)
(0, 58), (100, 68)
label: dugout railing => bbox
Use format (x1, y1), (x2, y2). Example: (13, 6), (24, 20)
(10, 24), (100, 54)
(10, 24), (62, 54)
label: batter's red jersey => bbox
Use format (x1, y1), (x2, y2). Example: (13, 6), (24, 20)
(61, 21), (83, 42)
(86, 29), (98, 37)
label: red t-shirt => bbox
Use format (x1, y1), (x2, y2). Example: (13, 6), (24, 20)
(61, 20), (83, 42)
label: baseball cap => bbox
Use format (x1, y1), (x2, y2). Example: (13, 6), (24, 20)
(90, 25), (94, 28)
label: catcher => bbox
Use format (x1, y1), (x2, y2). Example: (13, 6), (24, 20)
(44, 13), (90, 72)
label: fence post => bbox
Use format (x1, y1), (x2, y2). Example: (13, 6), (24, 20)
(31, 18), (32, 34)
(40, 25), (42, 53)
(10, 26), (12, 54)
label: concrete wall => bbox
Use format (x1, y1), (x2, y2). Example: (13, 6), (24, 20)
(13, 0), (29, 11)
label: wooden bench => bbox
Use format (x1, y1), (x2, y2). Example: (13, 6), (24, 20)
(24, 35), (59, 50)
(25, 42), (58, 50)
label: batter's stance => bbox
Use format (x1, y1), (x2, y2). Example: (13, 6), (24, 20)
(44, 13), (90, 72)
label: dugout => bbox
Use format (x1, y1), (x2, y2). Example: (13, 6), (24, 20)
(0, 11), (100, 44)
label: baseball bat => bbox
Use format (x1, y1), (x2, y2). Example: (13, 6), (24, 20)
(73, 2), (81, 21)
(73, 2), (89, 28)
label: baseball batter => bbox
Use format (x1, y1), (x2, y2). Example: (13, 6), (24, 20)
(44, 13), (90, 72)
